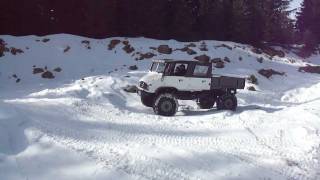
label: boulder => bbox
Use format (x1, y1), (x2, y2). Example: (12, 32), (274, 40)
(42, 38), (50, 43)
(128, 65), (138, 70)
(33, 67), (45, 74)
(53, 67), (62, 72)
(215, 44), (233, 50)
(258, 69), (285, 79)
(137, 52), (156, 60)
(41, 71), (55, 79)
(108, 39), (121, 50)
(123, 44), (135, 54)
(186, 43), (196, 48)
(186, 48), (197, 55)
(298, 65), (320, 74)
(157, 45), (172, 54)
(194, 54), (210, 62)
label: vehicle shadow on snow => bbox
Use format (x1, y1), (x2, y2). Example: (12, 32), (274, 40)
(180, 105), (283, 116)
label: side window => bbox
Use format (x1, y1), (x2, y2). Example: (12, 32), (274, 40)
(193, 65), (209, 77)
(174, 63), (188, 76)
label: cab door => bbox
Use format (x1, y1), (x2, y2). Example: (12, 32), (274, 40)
(186, 63), (211, 91)
(162, 62), (190, 90)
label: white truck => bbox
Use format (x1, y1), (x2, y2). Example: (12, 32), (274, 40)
(137, 59), (245, 116)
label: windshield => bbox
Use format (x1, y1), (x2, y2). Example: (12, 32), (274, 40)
(151, 62), (165, 73)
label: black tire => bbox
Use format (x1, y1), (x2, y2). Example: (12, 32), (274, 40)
(153, 93), (178, 116)
(217, 94), (237, 111)
(197, 97), (215, 109)
(140, 92), (154, 107)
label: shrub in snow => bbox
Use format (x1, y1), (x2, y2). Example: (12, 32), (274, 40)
(81, 40), (91, 49)
(10, 47), (24, 55)
(199, 42), (208, 51)
(123, 85), (138, 93)
(0, 39), (9, 57)
(258, 69), (285, 79)
(248, 86), (256, 91)
(257, 57), (263, 63)
(247, 75), (258, 85)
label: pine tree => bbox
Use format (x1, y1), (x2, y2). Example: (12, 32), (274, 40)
(296, 0), (320, 51)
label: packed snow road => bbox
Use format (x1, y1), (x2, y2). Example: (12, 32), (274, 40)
(1, 75), (320, 180)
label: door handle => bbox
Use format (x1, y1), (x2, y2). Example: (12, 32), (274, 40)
(202, 80), (206, 83)
(179, 79), (183, 82)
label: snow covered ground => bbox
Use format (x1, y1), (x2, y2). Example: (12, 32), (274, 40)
(0, 34), (320, 180)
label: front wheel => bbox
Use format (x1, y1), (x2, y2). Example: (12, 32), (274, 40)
(153, 93), (178, 116)
(217, 94), (237, 111)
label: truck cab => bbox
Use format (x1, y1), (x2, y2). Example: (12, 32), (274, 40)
(138, 59), (245, 116)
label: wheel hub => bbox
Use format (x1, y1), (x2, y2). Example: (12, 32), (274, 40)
(161, 101), (173, 112)
(224, 99), (234, 109)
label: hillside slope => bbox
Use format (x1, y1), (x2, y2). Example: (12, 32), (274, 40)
(0, 34), (320, 180)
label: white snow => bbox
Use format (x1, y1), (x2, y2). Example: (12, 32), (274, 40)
(0, 34), (320, 180)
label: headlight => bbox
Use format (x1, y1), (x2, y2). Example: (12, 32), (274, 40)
(139, 81), (149, 90)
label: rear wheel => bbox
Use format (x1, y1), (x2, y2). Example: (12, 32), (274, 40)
(197, 97), (215, 109)
(153, 93), (178, 116)
(217, 94), (237, 111)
